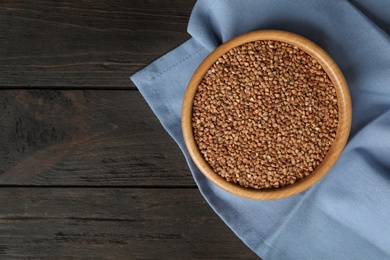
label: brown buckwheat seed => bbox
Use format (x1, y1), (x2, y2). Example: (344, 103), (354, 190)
(192, 40), (338, 189)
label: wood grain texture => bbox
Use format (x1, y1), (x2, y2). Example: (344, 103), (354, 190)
(0, 188), (258, 259)
(0, 90), (193, 186)
(0, 1), (260, 258)
(182, 30), (352, 200)
(0, 0), (195, 88)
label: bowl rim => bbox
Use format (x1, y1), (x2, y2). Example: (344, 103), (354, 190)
(182, 30), (352, 200)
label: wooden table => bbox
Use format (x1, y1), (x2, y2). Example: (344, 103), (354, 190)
(0, 1), (259, 258)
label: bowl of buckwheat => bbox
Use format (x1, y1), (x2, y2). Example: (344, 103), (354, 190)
(182, 30), (352, 200)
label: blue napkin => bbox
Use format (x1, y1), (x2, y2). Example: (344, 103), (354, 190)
(131, 1), (390, 258)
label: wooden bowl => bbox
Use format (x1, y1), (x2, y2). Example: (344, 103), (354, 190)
(182, 30), (352, 200)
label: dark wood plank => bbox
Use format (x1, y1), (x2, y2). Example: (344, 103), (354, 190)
(0, 187), (258, 259)
(0, 90), (193, 186)
(0, 1), (261, 259)
(0, 0), (195, 88)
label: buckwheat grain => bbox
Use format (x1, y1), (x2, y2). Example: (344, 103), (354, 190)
(192, 40), (338, 189)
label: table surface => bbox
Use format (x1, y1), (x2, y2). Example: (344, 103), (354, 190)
(0, 1), (259, 259)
